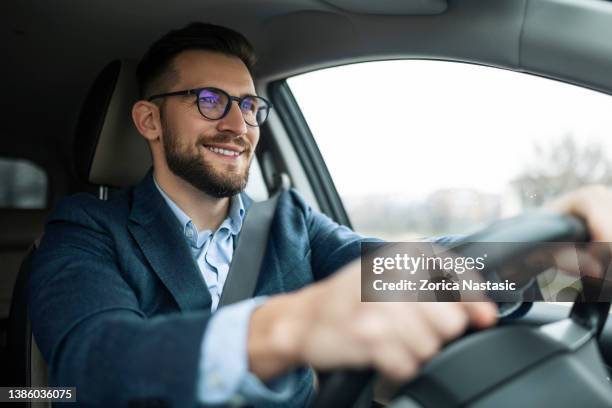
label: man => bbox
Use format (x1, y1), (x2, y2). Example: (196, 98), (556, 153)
(28, 22), (612, 407)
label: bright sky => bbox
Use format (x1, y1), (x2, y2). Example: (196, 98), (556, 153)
(288, 60), (612, 200)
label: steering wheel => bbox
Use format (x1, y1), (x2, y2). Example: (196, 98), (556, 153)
(312, 213), (612, 408)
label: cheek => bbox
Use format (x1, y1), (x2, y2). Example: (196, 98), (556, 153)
(165, 130), (192, 152)
(168, 110), (215, 146)
(162, 118), (189, 146)
(195, 122), (222, 142)
(248, 130), (260, 149)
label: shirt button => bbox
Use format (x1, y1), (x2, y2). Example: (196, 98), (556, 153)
(207, 372), (224, 390)
(229, 395), (246, 407)
(185, 229), (193, 238)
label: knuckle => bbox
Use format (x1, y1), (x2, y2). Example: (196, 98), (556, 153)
(353, 317), (389, 348)
(412, 343), (436, 363)
(439, 309), (469, 339)
(364, 330), (387, 348)
(421, 337), (442, 360)
(376, 354), (417, 381)
(395, 359), (418, 380)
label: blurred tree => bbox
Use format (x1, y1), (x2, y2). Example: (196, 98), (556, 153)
(512, 134), (612, 208)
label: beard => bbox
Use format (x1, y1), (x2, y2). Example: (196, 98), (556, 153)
(162, 122), (251, 198)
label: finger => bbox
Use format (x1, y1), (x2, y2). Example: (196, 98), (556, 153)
(392, 304), (442, 362)
(584, 197), (612, 242)
(371, 343), (418, 382)
(563, 247), (603, 278)
(415, 302), (470, 342)
(461, 301), (498, 329)
(547, 186), (612, 242)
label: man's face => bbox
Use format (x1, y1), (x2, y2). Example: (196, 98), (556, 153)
(159, 50), (259, 198)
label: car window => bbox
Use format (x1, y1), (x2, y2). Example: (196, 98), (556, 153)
(288, 60), (612, 240)
(0, 158), (47, 209)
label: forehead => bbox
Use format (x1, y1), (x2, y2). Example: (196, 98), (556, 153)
(171, 50), (255, 94)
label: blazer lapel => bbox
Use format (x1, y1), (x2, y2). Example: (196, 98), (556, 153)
(127, 171), (212, 312)
(234, 192), (253, 250)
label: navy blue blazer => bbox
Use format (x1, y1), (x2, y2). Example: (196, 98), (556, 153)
(28, 172), (365, 407)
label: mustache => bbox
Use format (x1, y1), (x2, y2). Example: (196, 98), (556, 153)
(199, 133), (252, 152)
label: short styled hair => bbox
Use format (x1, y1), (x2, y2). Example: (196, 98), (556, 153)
(136, 22), (256, 98)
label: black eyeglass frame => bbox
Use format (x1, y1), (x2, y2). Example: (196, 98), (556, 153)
(147, 87), (272, 127)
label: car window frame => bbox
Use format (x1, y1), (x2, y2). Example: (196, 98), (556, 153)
(268, 80), (352, 228)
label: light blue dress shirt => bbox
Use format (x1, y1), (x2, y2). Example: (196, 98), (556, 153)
(153, 178), (296, 405)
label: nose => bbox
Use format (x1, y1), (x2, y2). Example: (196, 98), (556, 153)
(217, 100), (248, 135)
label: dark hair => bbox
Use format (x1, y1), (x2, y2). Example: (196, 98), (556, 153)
(136, 22), (256, 98)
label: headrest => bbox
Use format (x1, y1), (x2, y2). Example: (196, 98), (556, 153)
(73, 60), (151, 188)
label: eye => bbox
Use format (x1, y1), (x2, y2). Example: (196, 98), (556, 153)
(199, 96), (220, 106)
(241, 97), (259, 113)
(198, 89), (224, 108)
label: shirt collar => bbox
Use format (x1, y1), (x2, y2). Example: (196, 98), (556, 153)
(153, 176), (245, 243)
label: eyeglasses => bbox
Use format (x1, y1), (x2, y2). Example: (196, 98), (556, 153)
(147, 87), (272, 127)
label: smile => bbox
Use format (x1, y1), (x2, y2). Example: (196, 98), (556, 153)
(205, 146), (242, 157)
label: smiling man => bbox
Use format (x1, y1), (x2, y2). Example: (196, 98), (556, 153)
(143, 51), (260, 199)
(27, 22), (612, 407)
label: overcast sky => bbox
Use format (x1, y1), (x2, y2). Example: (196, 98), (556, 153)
(288, 60), (612, 200)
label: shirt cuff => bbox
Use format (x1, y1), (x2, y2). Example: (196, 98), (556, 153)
(197, 296), (299, 405)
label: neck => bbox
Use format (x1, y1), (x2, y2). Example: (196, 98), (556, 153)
(153, 166), (230, 232)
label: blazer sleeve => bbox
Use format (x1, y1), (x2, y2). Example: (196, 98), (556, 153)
(289, 191), (534, 319)
(286, 189), (382, 280)
(28, 197), (210, 407)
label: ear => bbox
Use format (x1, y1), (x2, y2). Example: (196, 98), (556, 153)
(132, 100), (162, 142)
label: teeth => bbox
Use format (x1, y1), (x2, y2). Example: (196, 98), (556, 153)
(207, 146), (240, 157)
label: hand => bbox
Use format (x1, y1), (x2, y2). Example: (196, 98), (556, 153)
(547, 185), (612, 241)
(248, 258), (497, 382)
(538, 185), (612, 297)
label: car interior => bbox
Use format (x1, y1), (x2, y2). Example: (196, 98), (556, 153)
(3, 0), (612, 406)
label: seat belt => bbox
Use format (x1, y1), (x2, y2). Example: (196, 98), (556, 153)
(219, 188), (285, 307)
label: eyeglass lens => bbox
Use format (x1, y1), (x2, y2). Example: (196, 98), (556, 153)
(197, 88), (269, 126)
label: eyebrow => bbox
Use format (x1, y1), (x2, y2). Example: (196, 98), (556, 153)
(187, 85), (258, 98)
